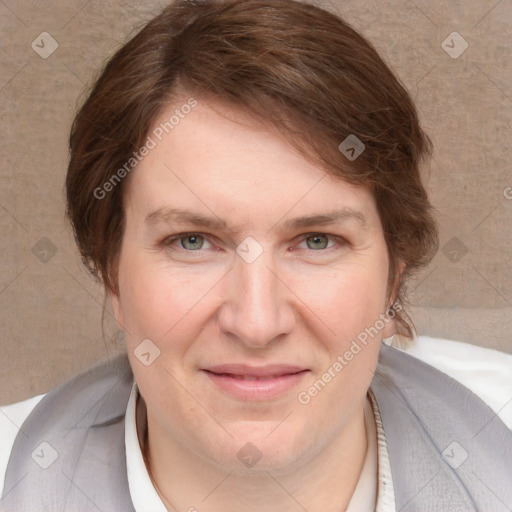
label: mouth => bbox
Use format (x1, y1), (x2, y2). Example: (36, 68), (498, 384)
(209, 373), (299, 380)
(201, 365), (309, 400)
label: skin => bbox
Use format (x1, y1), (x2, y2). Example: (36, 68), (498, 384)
(110, 95), (399, 512)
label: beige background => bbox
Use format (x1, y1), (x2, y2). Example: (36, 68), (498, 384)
(1, 0), (511, 405)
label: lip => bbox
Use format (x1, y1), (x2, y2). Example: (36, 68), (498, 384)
(201, 364), (309, 401)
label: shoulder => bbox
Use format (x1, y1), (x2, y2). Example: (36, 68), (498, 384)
(0, 394), (46, 497)
(395, 335), (512, 430)
(0, 354), (133, 499)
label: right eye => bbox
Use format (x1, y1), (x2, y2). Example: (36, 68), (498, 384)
(162, 232), (214, 251)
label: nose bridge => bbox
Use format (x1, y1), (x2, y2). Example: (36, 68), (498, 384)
(238, 250), (277, 312)
(218, 245), (294, 346)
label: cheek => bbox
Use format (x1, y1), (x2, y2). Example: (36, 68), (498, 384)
(294, 260), (389, 343)
(116, 248), (206, 344)
(293, 266), (387, 416)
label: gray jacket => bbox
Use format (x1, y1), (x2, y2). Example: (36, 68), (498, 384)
(2, 343), (511, 511)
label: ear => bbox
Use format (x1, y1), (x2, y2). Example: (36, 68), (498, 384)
(381, 307), (398, 339)
(109, 289), (125, 331)
(381, 260), (406, 339)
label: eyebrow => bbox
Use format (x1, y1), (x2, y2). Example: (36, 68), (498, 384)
(145, 207), (368, 233)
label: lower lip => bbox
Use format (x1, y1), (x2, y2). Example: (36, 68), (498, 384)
(203, 370), (309, 401)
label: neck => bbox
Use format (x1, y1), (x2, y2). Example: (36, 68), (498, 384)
(140, 397), (370, 512)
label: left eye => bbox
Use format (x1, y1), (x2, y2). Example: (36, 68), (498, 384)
(298, 234), (338, 250)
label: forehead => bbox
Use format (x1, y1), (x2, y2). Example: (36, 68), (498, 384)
(125, 97), (379, 230)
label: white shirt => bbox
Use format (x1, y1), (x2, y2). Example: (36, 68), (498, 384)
(1, 336), (511, 511)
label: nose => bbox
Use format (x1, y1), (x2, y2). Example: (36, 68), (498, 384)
(217, 247), (296, 349)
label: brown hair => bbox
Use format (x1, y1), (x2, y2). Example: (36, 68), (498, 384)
(66, 0), (438, 339)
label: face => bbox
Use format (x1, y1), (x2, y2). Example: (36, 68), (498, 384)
(111, 96), (396, 474)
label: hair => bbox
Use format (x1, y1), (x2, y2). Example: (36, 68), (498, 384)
(66, 0), (439, 340)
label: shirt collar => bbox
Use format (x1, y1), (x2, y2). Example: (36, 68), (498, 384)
(125, 381), (167, 511)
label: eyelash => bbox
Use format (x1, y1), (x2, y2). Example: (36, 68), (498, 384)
(160, 232), (348, 253)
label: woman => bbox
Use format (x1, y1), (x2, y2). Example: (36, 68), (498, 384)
(1, 1), (511, 510)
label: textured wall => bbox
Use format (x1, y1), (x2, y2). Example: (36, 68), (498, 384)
(1, 0), (511, 405)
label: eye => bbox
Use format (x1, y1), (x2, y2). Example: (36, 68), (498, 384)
(163, 232), (213, 251)
(297, 233), (345, 251)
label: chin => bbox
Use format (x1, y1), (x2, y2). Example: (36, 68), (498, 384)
(205, 424), (311, 476)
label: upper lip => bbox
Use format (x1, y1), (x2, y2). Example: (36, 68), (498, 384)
(203, 364), (308, 378)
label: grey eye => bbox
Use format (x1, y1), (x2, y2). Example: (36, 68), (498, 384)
(181, 234), (205, 250)
(306, 234), (329, 250)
